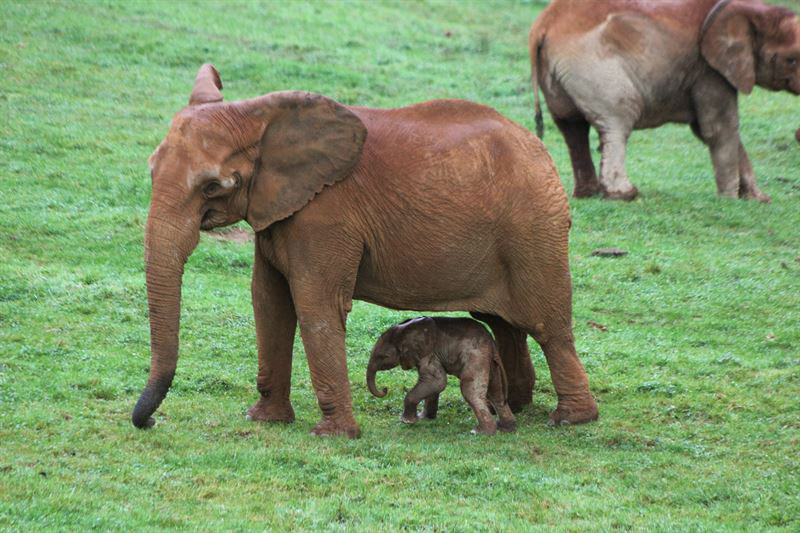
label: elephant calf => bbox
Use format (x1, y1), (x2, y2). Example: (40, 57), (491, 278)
(367, 317), (516, 435)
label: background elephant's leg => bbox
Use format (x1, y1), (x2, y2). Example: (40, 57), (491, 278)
(247, 250), (297, 423)
(737, 142), (769, 202)
(471, 312), (533, 413)
(692, 80), (742, 198)
(598, 125), (638, 200)
(707, 135), (741, 198)
(459, 376), (497, 435)
(535, 326), (598, 425)
(554, 117), (601, 198)
(421, 393), (439, 420)
(402, 361), (446, 424)
(690, 121), (764, 200)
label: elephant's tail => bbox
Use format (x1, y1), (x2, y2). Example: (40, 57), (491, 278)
(529, 25), (545, 139)
(490, 342), (509, 403)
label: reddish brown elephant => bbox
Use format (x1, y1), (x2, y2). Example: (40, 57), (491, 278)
(133, 64), (598, 438)
(530, 0), (800, 201)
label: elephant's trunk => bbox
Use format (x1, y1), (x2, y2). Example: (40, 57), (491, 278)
(366, 361), (388, 398)
(132, 209), (199, 428)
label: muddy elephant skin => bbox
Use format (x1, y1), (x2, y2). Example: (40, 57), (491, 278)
(530, 0), (800, 201)
(367, 317), (516, 435)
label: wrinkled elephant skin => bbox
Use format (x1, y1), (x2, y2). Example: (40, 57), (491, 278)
(133, 64), (598, 438)
(367, 317), (517, 435)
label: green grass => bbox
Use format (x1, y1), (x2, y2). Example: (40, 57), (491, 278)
(1, 0), (799, 530)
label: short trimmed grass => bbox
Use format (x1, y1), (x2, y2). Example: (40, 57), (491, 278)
(1, 0), (798, 530)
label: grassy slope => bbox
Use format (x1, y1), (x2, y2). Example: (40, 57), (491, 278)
(1, 0), (798, 530)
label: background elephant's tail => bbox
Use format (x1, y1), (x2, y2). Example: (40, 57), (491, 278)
(529, 25), (545, 139)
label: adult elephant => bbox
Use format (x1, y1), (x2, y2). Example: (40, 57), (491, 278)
(133, 64), (598, 437)
(529, 0), (800, 201)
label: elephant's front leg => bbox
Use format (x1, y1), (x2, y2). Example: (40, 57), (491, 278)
(737, 142), (770, 202)
(247, 248), (297, 423)
(421, 393), (439, 420)
(693, 79), (745, 199)
(402, 359), (447, 424)
(292, 286), (360, 438)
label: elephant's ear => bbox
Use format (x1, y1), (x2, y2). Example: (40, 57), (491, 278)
(245, 91), (367, 232)
(398, 319), (434, 369)
(189, 64), (223, 105)
(701, 1), (758, 94)
(700, 1), (793, 94)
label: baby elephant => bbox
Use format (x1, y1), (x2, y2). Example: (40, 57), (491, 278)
(366, 316), (516, 435)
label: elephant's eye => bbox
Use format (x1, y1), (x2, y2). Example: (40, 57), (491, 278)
(787, 57), (798, 66)
(203, 180), (222, 197)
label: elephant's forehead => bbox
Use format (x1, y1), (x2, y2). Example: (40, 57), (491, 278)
(148, 136), (221, 189)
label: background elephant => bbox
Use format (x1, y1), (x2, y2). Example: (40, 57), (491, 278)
(366, 316), (516, 435)
(133, 64), (598, 438)
(529, 0), (800, 201)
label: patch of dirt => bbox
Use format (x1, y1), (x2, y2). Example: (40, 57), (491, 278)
(591, 247), (627, 257)
(203, 227), (254, 243)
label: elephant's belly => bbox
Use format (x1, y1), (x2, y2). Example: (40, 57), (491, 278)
(352, 248), (502, 312)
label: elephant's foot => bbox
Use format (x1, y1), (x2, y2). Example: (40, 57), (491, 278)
(311, 416), (361, 439)
(400, 413), (419, 424)
(738, 188), (770, 203)
(548, 395), (598, 426)
(573, 180), (603, 198)
(602, 185), (639, 201)
(497, 419), (516, 433)
(471, 421), (498, 436)
(246, 397), (295, 423)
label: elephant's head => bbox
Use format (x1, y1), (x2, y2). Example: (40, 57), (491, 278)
(701, 1), (800, 95)
(132, 64), (367, 429)
(366, 318), (432, 398)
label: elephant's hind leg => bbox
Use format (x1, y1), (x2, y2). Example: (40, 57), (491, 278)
(534, 325), (598, 425)
(470, 312), (534, 413)
(597, 126), (638, 201)
(487, 371), (516, 433)
(554, 117), (601, 198)
(247, 250), (297, 423)
(460, 375), (497, 436)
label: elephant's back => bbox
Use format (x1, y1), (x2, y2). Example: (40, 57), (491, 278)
(534, 0), (718, 41)
(349, 100), (521, 155)
(348, 100), (561, 199)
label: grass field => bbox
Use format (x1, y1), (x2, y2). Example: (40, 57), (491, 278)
(1, 0), (799, 530)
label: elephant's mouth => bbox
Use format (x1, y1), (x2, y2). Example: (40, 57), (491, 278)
(201, 208), (222, 230)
